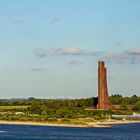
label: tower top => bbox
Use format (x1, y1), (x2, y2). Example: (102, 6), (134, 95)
(98, 61), (105, 68)
(98, 60), (105, 63)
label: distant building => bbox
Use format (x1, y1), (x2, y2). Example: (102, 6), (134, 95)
(15, 112), (24, 115)
(112, 112), (140, 120)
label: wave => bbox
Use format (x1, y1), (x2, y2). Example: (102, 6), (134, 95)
(0, 131), (6, 133)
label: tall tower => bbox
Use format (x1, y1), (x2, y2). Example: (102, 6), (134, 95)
(97, 61), (110, 109)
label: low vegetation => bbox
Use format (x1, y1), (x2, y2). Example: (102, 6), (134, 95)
(0, 94), (139, 124)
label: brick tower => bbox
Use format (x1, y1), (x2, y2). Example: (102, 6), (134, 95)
(97, 61), (110, 109)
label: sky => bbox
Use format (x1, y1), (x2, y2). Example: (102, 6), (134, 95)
(0, 0), (140, 99)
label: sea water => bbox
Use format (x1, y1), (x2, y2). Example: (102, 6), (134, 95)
(0, 123), (140, 140)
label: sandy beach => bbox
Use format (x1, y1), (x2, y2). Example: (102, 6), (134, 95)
(86, 120), (140, 127)
(0, 120), (139, 128)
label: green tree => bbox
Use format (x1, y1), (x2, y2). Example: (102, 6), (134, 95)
(134, 100), (140, 111)
(110, 94), (123, 105)
(30, 101), (43, 114)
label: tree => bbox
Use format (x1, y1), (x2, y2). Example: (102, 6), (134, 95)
(134, 100), (140, 111)
(130, 95), (139, 105)
(110, 94), (123, 105)
(30, 101), (43, 114)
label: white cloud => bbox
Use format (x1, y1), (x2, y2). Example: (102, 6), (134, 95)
(33, 48), (47, 58)
(29, 67), (47, 71)
(126, 48), (140, 55)
(50, 17), (61, 24)
(14, 20), (24, 26)
(47, 47), (102, 56)
(104, 48), (140, 64)
(69, 60), (82, 65)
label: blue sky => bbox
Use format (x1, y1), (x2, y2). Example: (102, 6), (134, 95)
(0, 0), (140, 98)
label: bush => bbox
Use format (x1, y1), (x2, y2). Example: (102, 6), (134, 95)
(47, 117), (57, 122)
(60, 118), (71, 123)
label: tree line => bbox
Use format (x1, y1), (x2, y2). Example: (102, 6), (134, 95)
(0, 94), (139, 121)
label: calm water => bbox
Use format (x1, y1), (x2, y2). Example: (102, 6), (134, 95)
(0, 123), (140, 140)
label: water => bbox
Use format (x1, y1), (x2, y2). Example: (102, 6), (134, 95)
(0, 123), (140, 140)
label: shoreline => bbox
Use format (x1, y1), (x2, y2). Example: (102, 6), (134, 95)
(86, 120), (140, 127)
(0, 120), (139, 128)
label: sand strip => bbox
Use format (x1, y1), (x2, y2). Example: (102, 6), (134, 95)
(0, 120), (139, 128)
